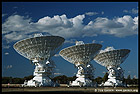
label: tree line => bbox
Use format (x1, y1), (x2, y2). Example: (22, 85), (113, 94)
(2, 73), (138, 85)
(2, 75), (34, 84)
(94, 73), (138, 85)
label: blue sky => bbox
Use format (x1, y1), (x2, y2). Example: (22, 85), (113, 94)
(2, 2), (138, 79)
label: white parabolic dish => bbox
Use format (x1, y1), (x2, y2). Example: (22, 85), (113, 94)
(94, 49), (130, 67)
(59, 43), (102, 64)
(13, 36), (65, 61)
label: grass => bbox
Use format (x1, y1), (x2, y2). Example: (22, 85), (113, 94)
(2, 85), (138, 93)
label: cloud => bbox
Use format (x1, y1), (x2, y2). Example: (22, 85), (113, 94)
(2, 14), (138, 44)
(84, 15), (138, 37)
(128, 71), (131, 74)
(54, 72), (61, 75)
(92, 40), (96, 43)
(100, 41), (104, 43)
(54, 54), (60, 57)
(85, 12), (98, 16)
(64, 39), (77, 44)
(2, 45), (10, 49)
(4, 52), (9, 55)
(101, 11), (104, 14)
(4, 32), (28, 42)
(123, 8), (138, 14)
(37, 14), (73, 28)
(2, 14), (8, 17)
(92, 40), (104, 44)
(6, 65), (12, 69)
(2, 14), (85, 42)
(2, 15), (32, 34)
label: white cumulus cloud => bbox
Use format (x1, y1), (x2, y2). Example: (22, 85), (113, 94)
(2, 45), (10, 49)
(6, 65), (12, 69)
(5, 52), (9, 55)
(54, 72), (61, 75)
(64, 39), (77, 44)
(101, 11), (104, 14)
(123, 8), (138, 14)
(92, 40), (104, 44)
(54, 54), (60, 57)
(2, 14), (8, 17)
(2, 14), (138, 43)
(84, 15), (138, 37)
(85, 12), (99, 16)
(2, 15), (32, 34)
(92, 40), (96, 43)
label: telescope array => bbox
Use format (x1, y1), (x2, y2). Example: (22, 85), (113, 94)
(13, 34), (130, 87)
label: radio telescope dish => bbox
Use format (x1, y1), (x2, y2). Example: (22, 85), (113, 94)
(59, 41), (102, 87)
(13, 35), (65, 87)
(14, 36), (65, 61)
(59, 43), (102, 65)
(94, 47), (130, 87)
(94, 49), (130, 67)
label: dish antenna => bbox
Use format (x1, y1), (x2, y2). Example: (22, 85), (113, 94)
(59, 41), (102, 87)
(13, 35), (65, 87)
(94, 47), (130, 87)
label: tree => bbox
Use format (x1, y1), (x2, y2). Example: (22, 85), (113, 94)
(2, 77), (12, 84)
(126, 75), (132, 84)
(52, 75), (68, 84)
(12, 78), (24, 84)
(102, 72), (108, 83)
(122, 76), (126, 83)
(23, 75), (34, 80)
(94, 76), (103, 84)
(132, 77), (138, 85)
(67, 76), (77, 82)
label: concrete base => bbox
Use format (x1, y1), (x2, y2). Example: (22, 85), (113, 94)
(102, 66), (125, 87)
(22, 77), (59, 87)
(22, 59), (59, 87)
(102, 79), (125, 87)
(70, 77), (94, 87)
(68, 62), (95, 87)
